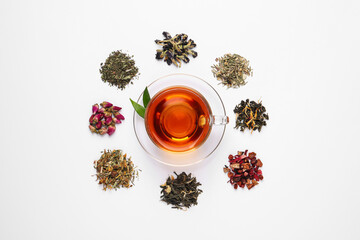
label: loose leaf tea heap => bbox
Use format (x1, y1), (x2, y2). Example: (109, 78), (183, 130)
(234, 99), (269, 133)
(155, 31), (197, 67)
(212, 53), (253, 88)
(89, 101), (124, 136)
(224, 150), (264, 190)
(160, 172), (202, 210)
(94, 150), (140, 190)
(100, 50), (139, 90)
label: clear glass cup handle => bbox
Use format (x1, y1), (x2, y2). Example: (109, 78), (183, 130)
(212, 115), (229, 126)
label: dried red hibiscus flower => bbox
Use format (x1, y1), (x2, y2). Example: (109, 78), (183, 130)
(223, 150), (263, 190)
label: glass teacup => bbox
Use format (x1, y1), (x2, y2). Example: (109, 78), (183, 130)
(133, 74), (228, 166)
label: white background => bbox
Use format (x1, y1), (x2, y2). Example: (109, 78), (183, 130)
(1, 0), (359, 239)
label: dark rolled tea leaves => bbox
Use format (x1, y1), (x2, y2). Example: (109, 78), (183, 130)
(160, 172), (202, 210)
(234, 99), (269, 133)
(155, 31), (197, 67)
(100, 50), (139, 90)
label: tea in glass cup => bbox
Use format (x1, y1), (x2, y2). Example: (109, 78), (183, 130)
(145, 86), (212, 152)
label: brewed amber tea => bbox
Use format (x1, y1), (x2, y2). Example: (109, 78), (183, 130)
(145, 86), (212, 152)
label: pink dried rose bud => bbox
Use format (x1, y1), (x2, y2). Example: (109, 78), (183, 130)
(95, 121), (102, 129)
(98, 108), (105, 114)
(89, 114), (95, 123)
(101, 120), (106, 125)
(112, 117), (121, 124)
(112, 106), (122, 112)
(92, 104), (99, 114)
(107, 125), (116, 136)
(99, 127), (108, 135)
(104, 111), (112, 117)
(100, 101), (113, 108)
(114, 112), (125, 120)
(105, 117), (112, 125)
(93, 113), (104, 123)
(89, 125), (96, 133)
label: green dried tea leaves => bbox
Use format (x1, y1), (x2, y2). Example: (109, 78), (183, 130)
(160, 172), (202, 210)
(155, 31), (198, 67)
(100, 50), (139, 90)
(234, 99), (269, 133)
(212, 53), (253, 88)
(94, 150), (140, 190)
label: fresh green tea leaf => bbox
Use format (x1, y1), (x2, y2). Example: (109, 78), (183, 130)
(130, 98), (145, 118)
(143, 87), (150, 108)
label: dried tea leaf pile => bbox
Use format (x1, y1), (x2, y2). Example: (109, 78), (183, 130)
(234, 99), (269, 133)
(94, 150), (139, 190)
(160, 172), (202, 210)
(155, 31), (197, 67)
(100, 50), (139, 90)
(212, 53), (253, 88)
